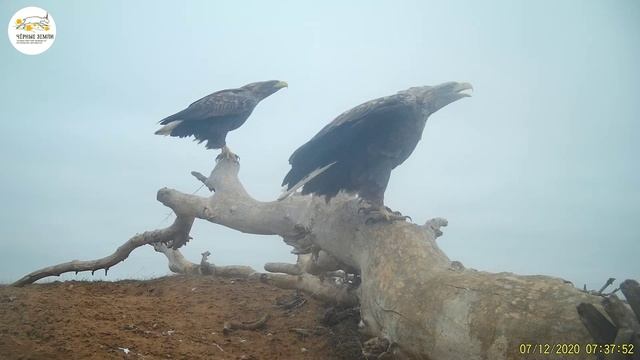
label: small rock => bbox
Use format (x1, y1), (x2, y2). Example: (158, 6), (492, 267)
(301, 347), (308, 353)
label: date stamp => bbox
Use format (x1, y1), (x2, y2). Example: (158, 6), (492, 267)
(518, 343), (635, 356)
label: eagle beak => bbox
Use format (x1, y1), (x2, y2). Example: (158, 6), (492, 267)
(275, 81), (288, 89)
(430, 81), (473, 112)
(455, 82), (473, 97)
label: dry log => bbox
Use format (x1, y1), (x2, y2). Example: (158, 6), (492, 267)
(14, 156), (629, 359)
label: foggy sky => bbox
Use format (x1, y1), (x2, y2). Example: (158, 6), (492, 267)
(1, 0), (638, 289)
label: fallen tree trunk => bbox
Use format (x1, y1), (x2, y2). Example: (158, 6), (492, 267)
(14, 157), (630, 359)
(161, 159), (609, 359)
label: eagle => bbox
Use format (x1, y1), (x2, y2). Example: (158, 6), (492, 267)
(281, 82), (472, 222)
(155, 80), (288, 159)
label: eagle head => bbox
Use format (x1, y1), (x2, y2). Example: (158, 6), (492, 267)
(402, 82), (473, 115)
(242, 80), (288, 99)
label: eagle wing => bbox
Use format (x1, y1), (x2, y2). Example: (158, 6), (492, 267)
(282, 93), (415, 189)
(159, 89), (258, 125)
(305, 93), (413, 144)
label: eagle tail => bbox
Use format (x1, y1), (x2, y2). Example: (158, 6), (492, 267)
(277, 162), (336, 201)
(155, 120), (183, 136)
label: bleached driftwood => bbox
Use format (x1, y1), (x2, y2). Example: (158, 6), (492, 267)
(140, 158), (610, 359)
(152, 243), (359, 307)
(12, 217), (194, 286)
(151, 242), (255, 277)
(14, 157), (636, 359)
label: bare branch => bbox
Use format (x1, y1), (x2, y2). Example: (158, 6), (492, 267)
(152, 241), (200, 275)
(258, 272), (358, 307)
(152, 243), (256, 278)
(223, 313), (270, 334)
(13, 217), (193, 286)
(191, 171), (215, 192)
(264, 262), (302, 275)
(598, 277), (616, 295)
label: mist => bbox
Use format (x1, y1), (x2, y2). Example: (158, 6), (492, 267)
(0, 0), (638, 289)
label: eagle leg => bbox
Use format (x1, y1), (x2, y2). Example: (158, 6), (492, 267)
(216, 145), (240, 163)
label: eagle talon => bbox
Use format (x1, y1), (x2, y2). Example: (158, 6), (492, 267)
(216, 146), (240, 163)
(384, 206), (399, 215)
(360, 205), (411, 224)
(366, 213), (411, 224)
(358, 206), (377, 216)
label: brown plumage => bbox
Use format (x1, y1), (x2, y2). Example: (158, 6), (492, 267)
(156, 80), (287, 150)
(281, 82), (472, 220)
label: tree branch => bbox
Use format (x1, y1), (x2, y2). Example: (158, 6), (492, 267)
(257, 272), (358, 307)
(12, 216), (193, 286)
(152, 242), (256, 278)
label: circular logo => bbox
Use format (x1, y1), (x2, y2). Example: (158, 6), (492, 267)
(7, 7), (56, 55)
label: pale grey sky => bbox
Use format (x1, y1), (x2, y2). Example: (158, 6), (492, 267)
(0, 0), (638, 289)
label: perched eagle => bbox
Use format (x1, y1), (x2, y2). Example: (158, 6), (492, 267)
(281, 82), (472, 222)
(155, 80), (288, 159)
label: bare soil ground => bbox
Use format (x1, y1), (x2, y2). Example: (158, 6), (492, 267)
(0, 275), (363, 360)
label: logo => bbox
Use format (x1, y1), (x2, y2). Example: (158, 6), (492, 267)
(7, 7), (56, 55)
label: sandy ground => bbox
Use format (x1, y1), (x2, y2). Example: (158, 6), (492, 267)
(0, 275), (363, 360)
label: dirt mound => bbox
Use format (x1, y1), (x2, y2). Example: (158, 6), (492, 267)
(0, 275), (364, 359)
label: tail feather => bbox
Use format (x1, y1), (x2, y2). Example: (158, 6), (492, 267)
(278, 162), (336, 201)
(155, 120), (183, 136)
(158, 108), (188, 125)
